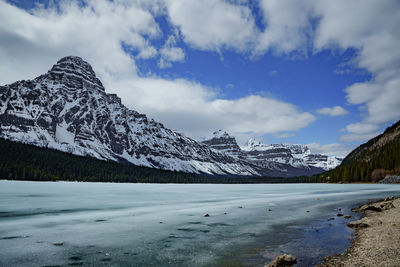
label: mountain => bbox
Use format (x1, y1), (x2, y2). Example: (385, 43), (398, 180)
(0, 56), (261, 176)
(201, 130), (244, 159)
(241, 139), (341, 171)
(321, 120), (400, 183)
(201, 131), (341, 176)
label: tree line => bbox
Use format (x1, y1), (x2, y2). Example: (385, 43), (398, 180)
(0, 137), (316, 184)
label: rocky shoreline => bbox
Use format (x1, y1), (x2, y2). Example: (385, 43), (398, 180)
(318, 196), (400, 267)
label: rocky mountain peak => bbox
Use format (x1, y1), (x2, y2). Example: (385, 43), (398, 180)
(202, 130), (243, 158)
(242, 138), (263, 151)
(48, 56), (104, 91)
(212, 129), (230, 139)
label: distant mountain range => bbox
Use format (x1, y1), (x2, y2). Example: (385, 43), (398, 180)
(202, 130), (341, 176)
(0, 56), (341, 177)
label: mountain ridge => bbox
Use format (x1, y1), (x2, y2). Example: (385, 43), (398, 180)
(201, 130), (341, 174)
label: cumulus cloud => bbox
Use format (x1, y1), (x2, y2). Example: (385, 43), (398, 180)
(307, 142), (354, 158)
(313, 0), (400, 141)
(165, 0), (258, 52)
(255, 0), (314, 56)
(316, 106), (348, 116)
(107, 77), (315, 139)
(158, 35), (185, 68)
(0, 0), (161, 83)
(339, 122), (380, 142)
(136, 46), (158, 59)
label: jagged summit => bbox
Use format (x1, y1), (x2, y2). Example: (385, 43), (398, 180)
(202, 130), (243, 158)
(212, 129), (231, 139)
(48, 56), (104, 91)
(242, 138), (263, 151)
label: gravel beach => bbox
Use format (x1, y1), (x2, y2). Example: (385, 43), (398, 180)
(320, 196), (400, 267)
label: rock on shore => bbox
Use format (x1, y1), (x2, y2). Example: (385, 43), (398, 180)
(265, 254), (297, 267)
(379, 175), (400, 184)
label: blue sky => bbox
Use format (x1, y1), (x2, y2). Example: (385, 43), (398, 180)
(1, 0), (399, 157)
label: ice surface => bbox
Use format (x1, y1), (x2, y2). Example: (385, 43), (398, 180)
(0, 181), (399, 266)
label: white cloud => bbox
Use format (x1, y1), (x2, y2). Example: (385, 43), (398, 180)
(255, 0), (314, 56)
(157, 58), (172, 69)
(165, 0), (258, 52)
(0, 0), (161, 84)
(316, 106), (348, 116)
(160, 46), (185, 62)
(307, 142), (355, 158)
(312, 0), (400, 141)
(339, 132), (379, 143)
(107, 77), (315, 139)
(158, 35), (185, 68)
(344, 122), (379, 135)
(136, 46), (158, 59)
(274, 133), (295, 138)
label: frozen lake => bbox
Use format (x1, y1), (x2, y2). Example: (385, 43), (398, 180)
(0, 181), (399, 266)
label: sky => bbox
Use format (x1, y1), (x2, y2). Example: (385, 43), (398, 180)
(0, 0), (399, 158)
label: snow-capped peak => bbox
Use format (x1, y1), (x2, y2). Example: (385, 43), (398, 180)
(241, 138), (268, 151)
(212, 129), (231, 139)
(239, 138), (340, 171)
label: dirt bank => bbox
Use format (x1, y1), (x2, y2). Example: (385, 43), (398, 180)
(319, 197), (400, 267)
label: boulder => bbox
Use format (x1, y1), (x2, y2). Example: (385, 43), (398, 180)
(344, 215), (353, 219)
(265, 254), (297, 267)
(379, 175), (400, 184)
(384, 196), (395, 201)
(347, 220), (369, 228)
(380, 202), (395, 210)
(362, 205), (382, 212)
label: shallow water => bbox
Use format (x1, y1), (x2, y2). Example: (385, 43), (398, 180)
(0, 181), (399, 266)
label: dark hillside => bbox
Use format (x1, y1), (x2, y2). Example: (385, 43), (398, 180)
(320, 120), (400, 183)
